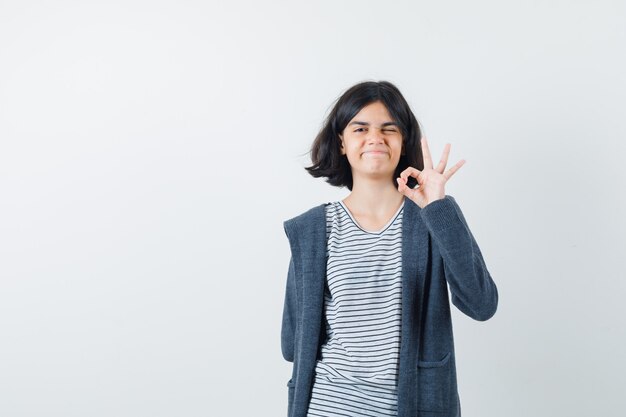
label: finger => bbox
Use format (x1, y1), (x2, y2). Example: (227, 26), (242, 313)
(421, 136), (433, 169)
(399, 166), (421, 181)
(435, 143), (451, 174)
(443, 159), (466, 180)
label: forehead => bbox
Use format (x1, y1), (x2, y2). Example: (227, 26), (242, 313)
(348, 101), (398, 126)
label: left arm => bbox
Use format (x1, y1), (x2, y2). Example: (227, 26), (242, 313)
(420, 195), (499, 321)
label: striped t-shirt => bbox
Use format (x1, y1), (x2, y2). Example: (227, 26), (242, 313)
(306, 199), (405, 417)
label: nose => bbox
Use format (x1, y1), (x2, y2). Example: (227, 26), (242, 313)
(366, 127), (385, 144)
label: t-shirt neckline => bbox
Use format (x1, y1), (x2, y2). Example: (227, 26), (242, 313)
(338, 199), (405, 234)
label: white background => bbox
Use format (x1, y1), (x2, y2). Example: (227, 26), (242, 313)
(1, 1), (625, 416)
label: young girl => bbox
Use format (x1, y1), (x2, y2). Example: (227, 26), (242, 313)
(281, 80), (498, 417)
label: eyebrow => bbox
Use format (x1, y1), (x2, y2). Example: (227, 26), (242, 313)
(347, 121), (399, 127)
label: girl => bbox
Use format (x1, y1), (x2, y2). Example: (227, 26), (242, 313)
(281, 80), (498, 417)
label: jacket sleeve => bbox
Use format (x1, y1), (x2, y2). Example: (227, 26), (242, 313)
(420, 195), (499, 321)
(281, 256), (296, 362)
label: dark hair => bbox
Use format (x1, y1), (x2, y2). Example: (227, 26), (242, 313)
(304, 80), (423, 191)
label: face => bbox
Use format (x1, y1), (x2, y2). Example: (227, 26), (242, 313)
(339, 101), (404, 185)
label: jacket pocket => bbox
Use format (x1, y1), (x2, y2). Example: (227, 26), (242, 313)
(417, 351), (452, 412)
(287, 378), (295, 416)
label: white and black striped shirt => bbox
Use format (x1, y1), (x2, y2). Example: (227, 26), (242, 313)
(306, 199), (405, 417)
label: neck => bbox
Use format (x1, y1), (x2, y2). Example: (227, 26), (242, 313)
(343, 176), (405, 215)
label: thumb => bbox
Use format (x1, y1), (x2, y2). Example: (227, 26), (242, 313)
(397, 177), (411, 196)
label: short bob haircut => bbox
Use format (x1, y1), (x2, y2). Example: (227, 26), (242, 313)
(305, 80), (423, 191)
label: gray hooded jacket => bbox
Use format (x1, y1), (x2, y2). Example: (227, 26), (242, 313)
(281, 195), (498, 417)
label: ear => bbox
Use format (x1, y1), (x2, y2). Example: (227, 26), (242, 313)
(339, 134), (345, 155)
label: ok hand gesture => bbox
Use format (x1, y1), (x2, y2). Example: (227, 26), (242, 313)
(396, 137), (466, 209)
